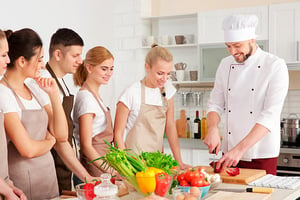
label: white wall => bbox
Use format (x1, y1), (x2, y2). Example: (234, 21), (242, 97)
(0, 0), (145, 121)
(150, 0), (300, 16)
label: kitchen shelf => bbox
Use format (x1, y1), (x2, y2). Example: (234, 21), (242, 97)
(172, 81), (214, 88)
(141, 43), (197, 49)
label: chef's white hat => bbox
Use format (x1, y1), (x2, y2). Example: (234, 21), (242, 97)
(223, 14), (258, 42)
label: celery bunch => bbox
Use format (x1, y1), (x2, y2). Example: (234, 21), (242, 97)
(92, 141), (146, 177)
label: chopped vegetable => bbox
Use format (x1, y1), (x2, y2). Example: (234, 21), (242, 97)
(226, 167), (240, 176)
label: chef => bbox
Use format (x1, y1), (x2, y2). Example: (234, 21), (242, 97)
(204, 14), (289, 175)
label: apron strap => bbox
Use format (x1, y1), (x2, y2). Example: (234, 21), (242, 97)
(2, 76), (25, 110)
(140, 79), (168, 107)
(46, 63), (68, 97)
(2, 76), (44, 110)
(82, 82), (107, 112)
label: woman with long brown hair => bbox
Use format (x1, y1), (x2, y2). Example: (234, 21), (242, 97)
(0, 28), (67, 199)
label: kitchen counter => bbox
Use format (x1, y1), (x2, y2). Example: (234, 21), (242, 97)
(163, 138), (208, 150)
(119, 182), (300, 200)
(205, 183), (300, 200)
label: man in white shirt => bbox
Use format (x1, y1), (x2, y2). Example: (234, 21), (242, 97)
(204, 15), (289, 175)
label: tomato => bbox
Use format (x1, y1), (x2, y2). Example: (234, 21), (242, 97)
(179, 179), (190, 186)
(198, 172), (205, 180)
(209, 161), (222, 173)
(83, 183), (96, 200)
(110, 177), (115, 184)
(226, 167), (240, 176)
(184, 169), (200, 183)
(190, 177), (205, 187)
(177, 173), (186, 182)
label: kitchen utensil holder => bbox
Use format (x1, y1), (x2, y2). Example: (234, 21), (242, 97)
(178, 91), (190, 106)
(193, 92), (202, 106)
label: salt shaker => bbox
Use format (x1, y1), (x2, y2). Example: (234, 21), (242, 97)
(94, 173), (119, 200)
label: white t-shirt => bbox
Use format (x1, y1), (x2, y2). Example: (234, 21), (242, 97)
(73, 90), (108, 146)
(118, 80), (176, 139)
(0, 81), (50, 118)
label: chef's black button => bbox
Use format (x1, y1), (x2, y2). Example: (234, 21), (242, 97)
(228, 132), (231, 134)
(228, 88), (231, 91)
(250, 111), (253, 114)
(224, 108), (226, 110)
(229, 110), (231, 112)
(251, 88), (254, 91)
(258, 66), (261, 68)
(232, 66), (234, 69)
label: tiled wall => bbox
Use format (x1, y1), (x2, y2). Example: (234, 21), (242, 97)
(174, 88), (300, 135)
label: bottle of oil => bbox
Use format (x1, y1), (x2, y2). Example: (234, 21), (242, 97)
(186, 117), (192, 139)
(201, 110), (208, 140)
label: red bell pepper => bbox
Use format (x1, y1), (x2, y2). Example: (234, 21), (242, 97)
(154, 172), (171, 197)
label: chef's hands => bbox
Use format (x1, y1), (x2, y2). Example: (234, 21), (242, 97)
(216, 148), (243, 171)
(204, 126), (221, 154)
(34, 77), (59, 95)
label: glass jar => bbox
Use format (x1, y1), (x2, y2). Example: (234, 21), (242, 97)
(94, 173), (119, 200)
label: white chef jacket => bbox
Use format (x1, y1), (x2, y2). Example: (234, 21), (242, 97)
(207, 47), (289, 161)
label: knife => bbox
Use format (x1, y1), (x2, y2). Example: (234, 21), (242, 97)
(215, 187), (274, 194)
(209, 148), (217, 171)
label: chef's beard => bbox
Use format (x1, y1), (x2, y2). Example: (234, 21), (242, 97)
(237, 43), (253, 63)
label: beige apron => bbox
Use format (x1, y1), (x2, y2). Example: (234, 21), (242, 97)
(125, 79), (168, 153)
(79, 83), (113, 177)
(46, 63), (74, 192)
(0, 111), (9, 200)
(4, 78), (59, 200)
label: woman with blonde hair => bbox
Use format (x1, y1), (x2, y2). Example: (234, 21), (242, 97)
(73, 46), (116, 181)
(0, 29), (27, 200)
(114, 44), (189, 169)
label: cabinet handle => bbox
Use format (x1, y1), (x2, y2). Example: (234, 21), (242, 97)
(297, 41), (300, 61)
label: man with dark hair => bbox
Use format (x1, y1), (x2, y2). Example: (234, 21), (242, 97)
(41, 28), (88, 193)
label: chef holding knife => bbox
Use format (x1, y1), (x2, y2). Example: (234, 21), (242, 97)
(204, 14), (289, 175)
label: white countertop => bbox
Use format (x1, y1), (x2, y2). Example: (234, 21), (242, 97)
(119, 182), (300, 200)
(205, 183), (300, 200)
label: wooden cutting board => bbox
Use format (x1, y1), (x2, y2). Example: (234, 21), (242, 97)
(176, 109), (187, 138)
(197, 166), (266, 185)
(206, 191), (271, 200)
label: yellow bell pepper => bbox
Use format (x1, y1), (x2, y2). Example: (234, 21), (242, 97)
(136, 167), (163, 194)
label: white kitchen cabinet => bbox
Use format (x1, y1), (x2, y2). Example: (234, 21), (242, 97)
(164, 145), (222, 166)
(198, 6), (269, 44)
(142, 14), (199, 81)
(269, 2), (300, 64)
